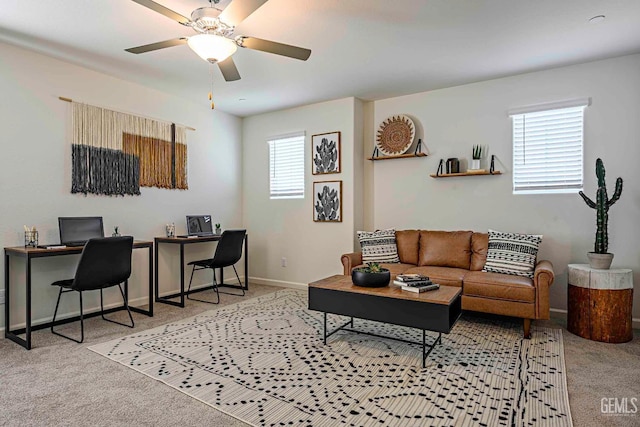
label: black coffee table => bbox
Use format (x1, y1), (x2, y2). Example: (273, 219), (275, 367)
(308, 275), (462, 367)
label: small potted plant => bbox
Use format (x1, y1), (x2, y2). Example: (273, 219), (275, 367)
(352, 262), (391, 287)
(470, 145), (483, 170)
(112, 226), (120, 237)
(579, 158), (623, 269)
(215, 223), (222, 234)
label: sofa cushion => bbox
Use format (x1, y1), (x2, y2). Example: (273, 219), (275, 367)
(357, 229), (400, 263)
(463, 271), (535, 303)
(396, 230), (420, 265)
(470, 233), (489, 271)
(352, 263), (414, 277)
(418, 230), (472, 269)
(404, 266), (467, 287)
(482, 229), (542, 279)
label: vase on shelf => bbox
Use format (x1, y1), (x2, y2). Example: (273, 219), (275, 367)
(470, 159), (481, 170)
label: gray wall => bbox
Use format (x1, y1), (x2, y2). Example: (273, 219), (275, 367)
(370, 54), (640, 320)
(0, 42), (243, 330)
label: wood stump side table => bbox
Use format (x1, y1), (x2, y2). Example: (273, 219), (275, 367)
(567, 264), (633, 343)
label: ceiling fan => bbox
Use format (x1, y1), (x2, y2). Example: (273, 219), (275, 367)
(125, 0), (312, 83)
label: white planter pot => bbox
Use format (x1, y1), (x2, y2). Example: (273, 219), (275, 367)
(587, 252), (614, 269)
(470, 159), (481, 170)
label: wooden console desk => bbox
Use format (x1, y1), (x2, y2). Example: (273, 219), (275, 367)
(154, 235), (248, 308)
(4, 241), (154, 350)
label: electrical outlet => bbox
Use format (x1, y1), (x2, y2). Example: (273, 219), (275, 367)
(0, 289), (5, 304)
(281, 257), (287, 267)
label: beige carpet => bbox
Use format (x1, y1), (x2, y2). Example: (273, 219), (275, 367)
(89, 289), (572, 427)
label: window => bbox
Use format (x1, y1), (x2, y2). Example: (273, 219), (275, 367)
(510, 98), (590, 194)
(268, 132), (305, 199)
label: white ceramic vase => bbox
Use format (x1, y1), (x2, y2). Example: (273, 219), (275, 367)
(470, 159), (481, 170)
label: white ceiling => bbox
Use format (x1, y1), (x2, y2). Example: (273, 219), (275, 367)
(1, 0), (640, 117)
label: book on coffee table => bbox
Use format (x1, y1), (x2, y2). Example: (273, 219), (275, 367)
(396, 274), (430, 283)
(401, 283), (440, 293)
(392, 280), (440, 293)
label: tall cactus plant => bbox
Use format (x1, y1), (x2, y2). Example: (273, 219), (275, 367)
(579, 158), (623, 254)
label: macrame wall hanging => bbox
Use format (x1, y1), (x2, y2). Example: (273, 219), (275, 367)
(70, 101), (189, 196)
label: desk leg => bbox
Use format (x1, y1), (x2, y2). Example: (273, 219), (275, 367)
(4, 252), (9, 340)
(179, 244), (185, 307)
(5, 254), (30, 350)
(148, 245), (153, 316)
(130, 245), (153, 317)
(25, 257), (32, 350)
(154, 240), (159, 304)
(244, 235), (249, 290)
(155, 241), (187, 308)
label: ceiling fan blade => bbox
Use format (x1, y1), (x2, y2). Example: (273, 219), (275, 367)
(239, 37), (311, 61)
(125, 37), (188, 54)
(219, 0), (269, 26)
(218, 57), (242, 81)
(130, 0), (191, 25)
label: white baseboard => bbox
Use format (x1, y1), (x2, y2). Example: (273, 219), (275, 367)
(156, 277), (246, 298)
(550, 308), (640, 329)
(4, 289), (636, 332)
(249, 277), (307, 290)
(0, 277), (249, 333)
(0, 295), (150, 333)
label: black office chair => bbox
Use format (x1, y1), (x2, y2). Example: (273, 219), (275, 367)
(50, 236), (135, 343)
(187, 229), (247, 304)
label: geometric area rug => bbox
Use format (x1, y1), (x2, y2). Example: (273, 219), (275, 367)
(89, 290), (573, 427)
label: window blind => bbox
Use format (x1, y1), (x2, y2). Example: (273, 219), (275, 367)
(511, 103), (587, 194)
(268, 132), (305, 199)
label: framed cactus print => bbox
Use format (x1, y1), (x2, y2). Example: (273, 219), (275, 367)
(313, 180), (342, 222)
(312, 131), (341, 175)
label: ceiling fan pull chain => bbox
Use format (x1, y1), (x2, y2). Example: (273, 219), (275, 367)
(209, 63), (215, 109)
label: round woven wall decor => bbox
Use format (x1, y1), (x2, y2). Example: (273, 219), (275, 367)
(375, 115), (415, 156)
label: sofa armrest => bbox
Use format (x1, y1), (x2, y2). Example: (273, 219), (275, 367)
(533, 260), (554, 319)
(534, 260), (554, 287)
(341, 252), (363, 275)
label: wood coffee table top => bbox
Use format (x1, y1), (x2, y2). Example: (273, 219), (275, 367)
(309, 275), (461, 306)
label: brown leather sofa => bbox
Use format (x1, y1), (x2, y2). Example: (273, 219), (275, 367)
(341, 230), (555, 337)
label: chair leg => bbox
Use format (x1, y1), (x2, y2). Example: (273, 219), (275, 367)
(217, 265), (245, 297)
(186, 266), (220, 304)
(51, 288), (84, 344)
(100, 282), (135, 328)
(233, 265), (245, 296)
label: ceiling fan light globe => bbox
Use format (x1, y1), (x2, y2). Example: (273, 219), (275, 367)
(187, 34), (237, 63)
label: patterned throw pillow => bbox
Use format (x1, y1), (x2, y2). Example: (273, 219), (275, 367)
(357, 229), (400, 264)
(482, 229), (542, 279)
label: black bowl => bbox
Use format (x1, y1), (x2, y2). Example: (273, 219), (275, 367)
(351, 269), (391, 287)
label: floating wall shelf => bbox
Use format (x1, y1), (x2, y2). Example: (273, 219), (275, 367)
(431, 154), (500, 178)
(368, 152), (427, 161)
(368, 138), (426, 161)
(430, 171), (502, 178)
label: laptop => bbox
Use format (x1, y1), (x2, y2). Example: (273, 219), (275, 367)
(180, 215), (214, 237)
(58, 216), (104, 247)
